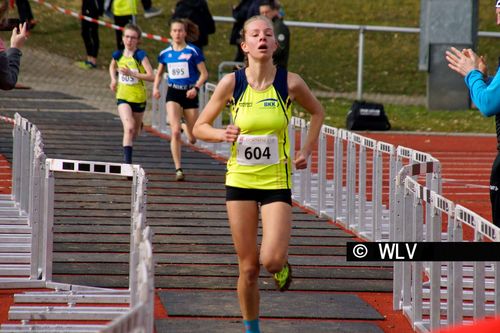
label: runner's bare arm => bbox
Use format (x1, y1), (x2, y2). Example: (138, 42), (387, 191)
(193, 73), (240, 143)
(187, 61), (208, 99)
(152, 63), (166, 99)
(137, 56), (155, 82)
(109, 59), (117, 92)
(288, 72), (325, 169)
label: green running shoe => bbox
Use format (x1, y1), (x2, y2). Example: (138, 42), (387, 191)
(75, 61), (97, 70)
(175, 168), (185, 181)
(273, 262), (292, 292)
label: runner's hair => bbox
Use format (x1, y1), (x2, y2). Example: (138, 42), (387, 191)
(123, 23), (142, 40)
(170, 18), (200, 44)
(240, 15), (275, 67)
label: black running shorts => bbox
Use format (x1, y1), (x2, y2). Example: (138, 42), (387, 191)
(225, 186), (292, 206)
(166, 86), (199, 109)
(116, 99), (146, 113)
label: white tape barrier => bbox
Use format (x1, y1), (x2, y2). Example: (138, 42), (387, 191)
(32, 0), (170, 43)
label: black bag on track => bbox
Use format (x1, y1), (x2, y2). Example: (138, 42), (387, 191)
(346, 100), (391, 131)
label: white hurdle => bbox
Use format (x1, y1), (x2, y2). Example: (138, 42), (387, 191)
(394, 163), (500, 332)
(0, 114), (154, 333)
(162, 76), (500, 332)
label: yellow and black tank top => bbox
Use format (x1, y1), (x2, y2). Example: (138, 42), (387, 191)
(226, 67), (292, 189)
(112, 49), (147, 103)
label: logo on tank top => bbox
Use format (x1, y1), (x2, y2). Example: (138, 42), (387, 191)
(257, 98), (278, 108)
(178, 53), (192, 60)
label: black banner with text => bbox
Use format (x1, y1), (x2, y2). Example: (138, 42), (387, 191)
(346, 242), (500, 261)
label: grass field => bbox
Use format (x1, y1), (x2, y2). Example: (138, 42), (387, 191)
(1, 0), (499, 133)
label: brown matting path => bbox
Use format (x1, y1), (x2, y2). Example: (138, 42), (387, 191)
(0, 93), (402, 332)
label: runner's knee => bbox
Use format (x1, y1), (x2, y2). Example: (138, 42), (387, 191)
(261, 253), (286, 274)
(124, 125), (136, 138)
(239, 261), (260, 283)
(171, 127), (182, 140)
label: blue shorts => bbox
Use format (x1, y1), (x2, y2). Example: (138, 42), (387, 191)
(166, 86), (199, 109)
(117, 99), (146, 113)
(225, 186), (292, 206)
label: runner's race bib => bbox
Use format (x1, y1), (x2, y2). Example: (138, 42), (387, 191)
(236, 134), (279, 166)
(167, 62), (189, 79)
(118, 69), (139, 85)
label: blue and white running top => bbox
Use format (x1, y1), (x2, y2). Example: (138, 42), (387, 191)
(157, 43), (205, 89)
(465, 68), (500, 150)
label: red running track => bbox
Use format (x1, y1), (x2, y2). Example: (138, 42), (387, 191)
(366, 133), (496, 223)
(0, 132), (496, 333)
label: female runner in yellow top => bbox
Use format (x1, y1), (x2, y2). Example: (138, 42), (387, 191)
(109, 23), (154, 165)
(193, 15), (324, 333)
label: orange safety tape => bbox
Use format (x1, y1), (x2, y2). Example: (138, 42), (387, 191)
(32, 0), (170, 43)
(0, 116), (15, 124)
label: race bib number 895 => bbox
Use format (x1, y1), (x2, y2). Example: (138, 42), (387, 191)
(236, 134), (279, 166)
(167, 62), (189, 79)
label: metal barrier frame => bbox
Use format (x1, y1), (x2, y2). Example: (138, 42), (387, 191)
(0, 114), (154, 333)
(152, 77), (500, 331)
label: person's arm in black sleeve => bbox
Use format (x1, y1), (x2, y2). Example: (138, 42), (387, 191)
(172, 2), (190, 19)
(273, 20), (290, 68)
(97, 0), (105, 16)
(203, 1), (215, 34)
(0, 22), (28, 90)
(0, 48), (22, 90)
(232, 0), (249, 21)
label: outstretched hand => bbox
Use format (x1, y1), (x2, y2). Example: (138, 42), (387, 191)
(10, 22), (28, 49)
(445, 47), (482, 77)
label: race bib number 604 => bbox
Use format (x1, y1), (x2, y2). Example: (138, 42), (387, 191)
(236, 134), (279, 166)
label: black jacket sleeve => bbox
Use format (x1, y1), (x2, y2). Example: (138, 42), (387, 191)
(202, 1), (215, 35)
(172, 2), (192, 19)
(0, 48), (22, 90)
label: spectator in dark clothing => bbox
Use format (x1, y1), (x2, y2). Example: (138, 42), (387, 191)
(171, 0), (215, 50)
(141, 0), (162, 19)
(0, 0), (28, 90)
(247, 0), (260, 17)
(109, 0), (137, 50)
(259, 0), (289, 69)
(229, 0), (259, 62)
(15, 0), (36, 30)
(76, 0), (104, 69)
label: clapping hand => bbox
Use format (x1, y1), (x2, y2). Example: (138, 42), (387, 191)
(445, 47), (482, 77)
